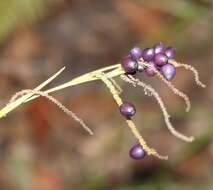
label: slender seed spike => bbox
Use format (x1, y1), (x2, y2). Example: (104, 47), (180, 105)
(0, 53), (205, 161)
(140, 61), (191, 112)
(99, 72), (167, 160)
(170, 60), (206, 88)
(121, 75), (194, 142)
(156, 68), (191, 112)
(1, 67), (66, 118)
(9, 89), (93, 135)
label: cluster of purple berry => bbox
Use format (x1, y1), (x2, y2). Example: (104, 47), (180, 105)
(120, 43), (177, 160)
(121, 42), (177, 81)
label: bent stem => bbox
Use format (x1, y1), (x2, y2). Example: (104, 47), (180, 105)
(99, 72), (168, 160)
(140, 61), (191, 112)
(0, 67), (65, 118)
(156, 70), (191, 112)
(170, 60), (206, 88)
(0, 59), (205, 160)
(26, 65), (124, 102)
(121, 74), (194, 142)
(9, 89), (93, 135)
(0, 64), (124, 119)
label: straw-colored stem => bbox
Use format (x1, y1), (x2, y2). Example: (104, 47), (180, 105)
(26, 65), (124, 102)
(0, 64), (124, 119)
(99, 72), (168, 160)
(121, 75), (194, 142)
(0, 67), (65, 118)
(10, 89), (93, 135)
(170, 60), (206, 88)
(140, 61), (191, 112)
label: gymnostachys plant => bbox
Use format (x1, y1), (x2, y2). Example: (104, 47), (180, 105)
(0, 42), (206, 160)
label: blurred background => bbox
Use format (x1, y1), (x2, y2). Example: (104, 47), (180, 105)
(0, 0), (212, 189)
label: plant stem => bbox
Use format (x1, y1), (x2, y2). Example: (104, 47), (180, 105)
(0, 64), (124, 119)
(0, 67), (65, 118)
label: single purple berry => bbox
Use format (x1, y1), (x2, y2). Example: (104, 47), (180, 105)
(119, 102), (136, 118)
(161, 63), (176, 80)
(129, 144), (146, 160)
(153, 53), (168, 66)
(145, 62), (156, 76)
(165, 47), (176, 59)
(121, 57), (138, 74)
(130, 46), (143, 60)
(153, 42), (165, 54)
(142, 48), (155, 61)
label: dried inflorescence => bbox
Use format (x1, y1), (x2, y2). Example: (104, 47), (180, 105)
(0, 42), (206, 161)
(9, 89), (93, 135)
(120, 74), (194, 143)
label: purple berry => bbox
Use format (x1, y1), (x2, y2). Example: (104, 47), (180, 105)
(119, 102), (136, 118)
(161, 63), (176, 80)
(121, 57), (138, 74)
(145, 62), (156, 76)
(165, 47), (176, 59)
(153, 53), (168, 66)
(142, 48), (155, 61)
(153, 42), (165, 54)
(129, 144), (146, 160)
(130, 46), (143, 60)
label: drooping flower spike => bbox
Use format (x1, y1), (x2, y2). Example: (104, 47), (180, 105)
(9, 89), (93, 135)
(0, 42), (206, 161)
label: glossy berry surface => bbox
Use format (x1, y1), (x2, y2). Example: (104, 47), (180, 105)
(153, 53), (168, 66)
(145, 62), (156, 76)
(142, 48), (155, 61)
(130, 47), (143, 60)
(161, 63), (176, 80)
(153, 42), (165, 54)
(129, 144), (146, 160)
(121, 57), (138, 74)
(165, 47), (176, 59)
(119, 102), (136, 118)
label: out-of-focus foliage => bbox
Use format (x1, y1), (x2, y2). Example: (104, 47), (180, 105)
(0, 0), (212, 190)
(0, 0), (59, 44)
(137, 0), (213, 53)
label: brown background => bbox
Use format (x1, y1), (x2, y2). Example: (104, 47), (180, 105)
(0, 0), (212, 189)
